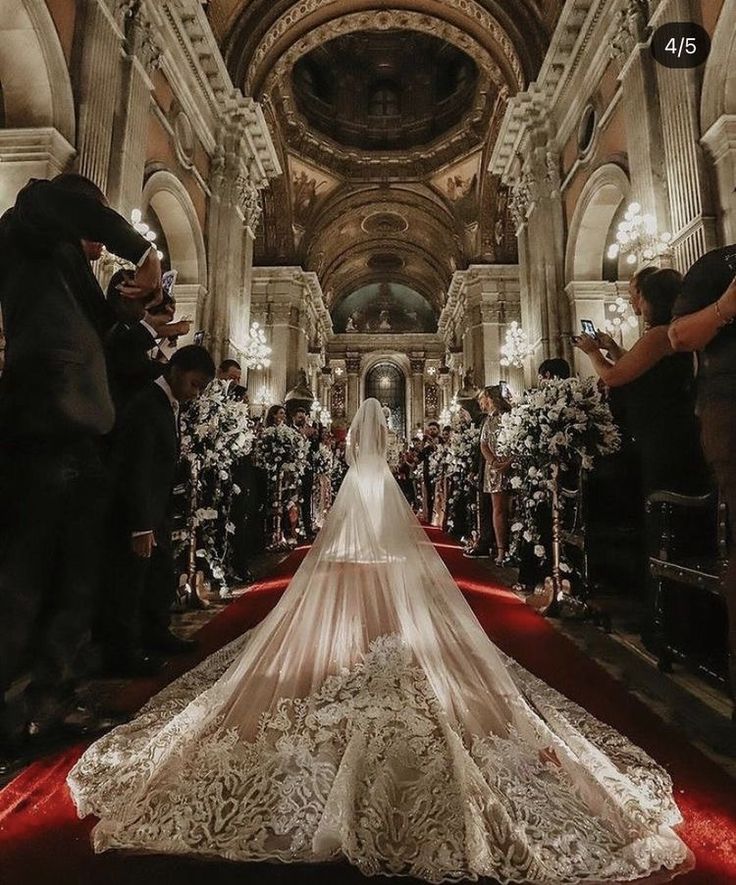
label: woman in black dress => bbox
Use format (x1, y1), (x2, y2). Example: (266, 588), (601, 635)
(575, 269), (707, 498)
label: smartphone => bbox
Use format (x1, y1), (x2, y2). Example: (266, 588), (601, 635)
(580, 319), (597, 337)
(193, 330), (205, 346)
(161, 269), (177, 302)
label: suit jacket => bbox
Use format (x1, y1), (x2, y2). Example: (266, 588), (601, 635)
(0, 179), (150, 441)
(114, 382), (179, 535)
(105, 320), (162, 415)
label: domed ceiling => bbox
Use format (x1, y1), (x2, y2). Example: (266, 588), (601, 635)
(292, 31), (479, 151)
(206, 0), (564, 331)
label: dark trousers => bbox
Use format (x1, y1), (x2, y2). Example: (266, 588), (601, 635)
(478, 490), (492, 549)
(700, 401), (736, 698)
(0, 437), (108, 733)
(301, 470), (314, 536)
(104, 523), (176, 654)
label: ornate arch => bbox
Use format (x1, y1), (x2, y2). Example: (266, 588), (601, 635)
(142, 170), (207, 287)
(360, 351), (412, 433)
(243, 2), (525, 98)
(564, 163), (630, 282)
(0, 0), (75, 142)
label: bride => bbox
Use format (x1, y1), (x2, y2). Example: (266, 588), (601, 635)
(68, 398), (692, 883)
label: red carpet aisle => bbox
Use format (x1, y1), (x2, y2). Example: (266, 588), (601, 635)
(0, 530), (734, 885)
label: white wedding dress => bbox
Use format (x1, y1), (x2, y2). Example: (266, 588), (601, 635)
(68, 399), (692, 883)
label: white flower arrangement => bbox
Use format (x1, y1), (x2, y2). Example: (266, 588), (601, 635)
(312, 442), (334, 477)
(253, 423), (309, 510)
(497, 377), (620, 558)
(179, 379), (255, 584)
(445, 423), (481, 534)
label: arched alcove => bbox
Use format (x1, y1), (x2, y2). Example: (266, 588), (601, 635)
(565, 163), (630, 283)
(564, 164), (635, 375)
(142, 171), (207, 286)
(364, 361), (408, 438)
(0, 0), (75, 140)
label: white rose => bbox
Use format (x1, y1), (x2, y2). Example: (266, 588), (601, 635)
(534, 545), (545, 558)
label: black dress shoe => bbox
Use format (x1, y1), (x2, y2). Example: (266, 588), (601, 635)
(105, 651), (163, 678)
(145, 632), (197, 655)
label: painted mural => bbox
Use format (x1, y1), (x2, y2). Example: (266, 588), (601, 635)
(332, 282), (437, 333)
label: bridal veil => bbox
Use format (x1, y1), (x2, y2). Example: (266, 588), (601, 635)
(68, 398), (692, 883)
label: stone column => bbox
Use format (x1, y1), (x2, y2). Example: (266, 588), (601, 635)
(75, 0), (125, 193)
(653, 0), (718, 269)
(612, 0), (671, 226)
(511, 141), (570, 374)
(410, 356), (426, 434)
(702, 115), (736, 245)
(345, 354), (361, 421)
(205, 133), (262, 364)
(0, 130), (75, 214)
(106, 2), (162, 214)
(250, 267), (329, 403)
(463, 265), (522, 386)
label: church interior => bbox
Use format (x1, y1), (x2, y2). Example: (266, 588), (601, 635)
(0, 0), (736, 883)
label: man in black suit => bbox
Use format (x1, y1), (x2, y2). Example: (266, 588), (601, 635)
(104, 269), (191, 415)
(104, 345), (215, 675)
(0, 174), (160, 753)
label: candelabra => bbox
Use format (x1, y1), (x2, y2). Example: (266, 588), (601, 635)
(607, 202), (672, 266)
(243, 321), (272, 370)
(499, 321), (533, 368)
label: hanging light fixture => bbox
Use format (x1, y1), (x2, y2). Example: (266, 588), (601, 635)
(499, 321), (533, 368)
(607, 202), (672, 267)
(602, 296), (639, 334)
(130, 208), (164, 261)
(243, 320), (272, 370)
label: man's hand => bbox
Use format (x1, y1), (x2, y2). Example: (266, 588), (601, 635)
(132, 249), (162, 299)
(145, 314), (191, 338)
(131, 532), (155, 558)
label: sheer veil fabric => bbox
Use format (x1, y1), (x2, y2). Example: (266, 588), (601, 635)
(68, 398), (693, 883)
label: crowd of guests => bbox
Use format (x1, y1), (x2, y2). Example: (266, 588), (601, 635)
(0, 173), (230, 764)
(0, 169), (734, 763)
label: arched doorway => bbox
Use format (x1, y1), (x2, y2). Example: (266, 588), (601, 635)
(364, 362), (406, 437)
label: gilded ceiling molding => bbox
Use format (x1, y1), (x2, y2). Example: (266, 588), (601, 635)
(243, 1), (525, 96)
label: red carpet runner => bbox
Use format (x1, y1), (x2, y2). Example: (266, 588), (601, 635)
(0, 528), (734, 885)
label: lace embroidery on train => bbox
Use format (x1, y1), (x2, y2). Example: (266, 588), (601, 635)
(68, 634), (689, 884)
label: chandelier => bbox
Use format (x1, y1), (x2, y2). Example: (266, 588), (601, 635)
(131, 209), (164, 261)
(243, 320), (272, 370)
(101, 208), (164, 272)
(603, 296), (639, 335)
(499, 321), (533, 368)
(607, 202), (672, 266)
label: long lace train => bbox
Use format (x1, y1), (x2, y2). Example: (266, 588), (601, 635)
(68, 400), (692, 883)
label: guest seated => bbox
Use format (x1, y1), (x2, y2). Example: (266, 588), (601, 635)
(574, 269), (707, 498)
(103, 345), (215, 676)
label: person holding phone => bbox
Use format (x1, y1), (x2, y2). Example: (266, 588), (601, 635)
(574, 269), (706, 499)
